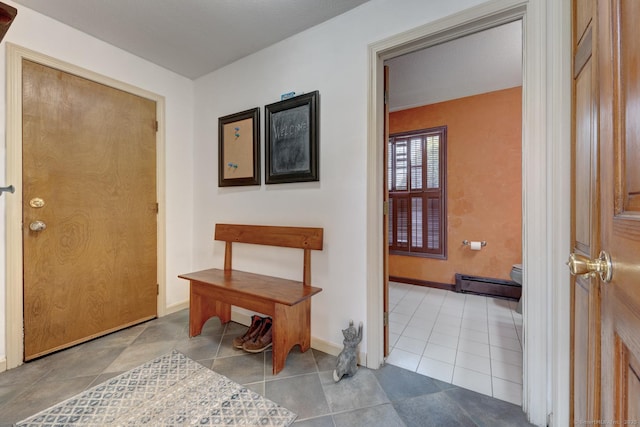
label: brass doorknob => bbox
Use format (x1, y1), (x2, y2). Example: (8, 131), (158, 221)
(567, 251), (612, 283)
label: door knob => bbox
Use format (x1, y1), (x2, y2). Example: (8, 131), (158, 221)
(567, 250), (612, 283)
(29, 220), (47, 232)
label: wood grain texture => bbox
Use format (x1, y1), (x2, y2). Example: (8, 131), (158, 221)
(571, 0), (601, 423)
(574, 53), (594, 254)
(619, 0), (640, 212)
(179, 269), (322, 307)
(215, 224), (323, 250)
(0, 2), (16, 43)
(22, 60), (157, 359)
(181, 224), (323, 374)
(574, 0), (592, 47)
(597, 0), (640, 423)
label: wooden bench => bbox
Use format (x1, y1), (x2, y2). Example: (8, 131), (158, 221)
(178, 224), (323, 374)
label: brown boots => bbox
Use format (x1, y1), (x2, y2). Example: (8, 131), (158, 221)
(243, 317), (273, 353)
(233, 316), (273, 353)
(232, 314), (264, 349)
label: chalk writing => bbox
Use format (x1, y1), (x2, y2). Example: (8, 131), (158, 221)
(270, 105), (310, 175)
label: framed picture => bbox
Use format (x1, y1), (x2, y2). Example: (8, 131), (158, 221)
(218, 107), (260, 187)
(265, 91), (319, 184)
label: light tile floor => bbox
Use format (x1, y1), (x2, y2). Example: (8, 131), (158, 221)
(386, 282), (524, 405)
(0, 309), (533, 426)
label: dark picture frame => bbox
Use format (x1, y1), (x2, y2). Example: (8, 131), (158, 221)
(265, 91), (319, 184)
(218, 107), (260, 187)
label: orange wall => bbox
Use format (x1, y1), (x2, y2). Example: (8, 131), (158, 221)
(389, 87), (522, 284)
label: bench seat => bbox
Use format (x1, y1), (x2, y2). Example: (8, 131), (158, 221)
(179, 269), (322, 307)
(179, 224), (323, 374)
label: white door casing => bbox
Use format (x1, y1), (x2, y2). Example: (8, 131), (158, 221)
(365, 1), (571, 426)
(5, 43), (168, 370)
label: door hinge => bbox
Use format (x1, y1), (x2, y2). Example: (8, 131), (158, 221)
(157, 284), (159, 295)
(383, 312), (389, 326)
(155, 203), (159, 213)
(383, 201), (389, 216)
(384, 90), (389, 105)
(154, 120), (158, 132)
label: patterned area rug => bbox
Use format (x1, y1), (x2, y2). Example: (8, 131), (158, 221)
(17, 350), (297, 426)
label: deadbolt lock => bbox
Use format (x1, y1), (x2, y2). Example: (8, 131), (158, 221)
(29, 197), (45, 208)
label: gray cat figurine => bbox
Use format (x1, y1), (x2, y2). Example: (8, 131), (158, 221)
(333, 320), (363, 382)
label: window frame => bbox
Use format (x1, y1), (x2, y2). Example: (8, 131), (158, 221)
(388, 126), (447, 259)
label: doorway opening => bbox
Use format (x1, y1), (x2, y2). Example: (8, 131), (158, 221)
(5, 44), (168, 369)
(365, 2), (571, 425)
(383, 20), (524, 405)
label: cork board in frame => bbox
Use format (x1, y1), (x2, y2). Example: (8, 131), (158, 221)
(218, 107), (260, 187)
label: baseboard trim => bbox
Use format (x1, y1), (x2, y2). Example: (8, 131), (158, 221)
(230, 310), (252, 326)
(166, 305), (361, 366)
(310, 336), (341, 358)
(389, 275), (455, 292)
(455, 273), (521, 300)
(0, 305), (355, 374)
(164, 300), (190, 315)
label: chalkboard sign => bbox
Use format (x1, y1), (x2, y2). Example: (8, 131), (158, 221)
(265, 91), (319, 184)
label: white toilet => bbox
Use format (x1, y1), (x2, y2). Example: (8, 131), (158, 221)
(510, 264), (523, 314)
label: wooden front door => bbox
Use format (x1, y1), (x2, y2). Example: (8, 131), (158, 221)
(571, 0), (640, 424)
(22, 60), (158, 360)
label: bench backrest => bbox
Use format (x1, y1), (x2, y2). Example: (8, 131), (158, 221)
(214, 224), (324, 286)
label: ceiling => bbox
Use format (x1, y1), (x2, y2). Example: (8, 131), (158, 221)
(12, 0), (370, 79)
(386, 20), (522, 111)
(11, 1), (522, 108)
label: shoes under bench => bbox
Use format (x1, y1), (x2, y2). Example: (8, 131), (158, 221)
(233, 315), (273, 353)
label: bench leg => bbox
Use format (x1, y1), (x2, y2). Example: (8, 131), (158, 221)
(189, 282), (232, 337)
(272, 300), (311, 374)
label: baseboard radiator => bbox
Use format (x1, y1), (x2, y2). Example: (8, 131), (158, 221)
(454, 273), (521, 301)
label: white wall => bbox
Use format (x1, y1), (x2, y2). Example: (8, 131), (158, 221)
(0, 1), (567, 423)
(193, 0), (485, 354)
(0, 1), (194, 360)
(0, 0), (503, 364)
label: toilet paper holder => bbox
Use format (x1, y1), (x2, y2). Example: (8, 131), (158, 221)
(462, 240), (486, 247)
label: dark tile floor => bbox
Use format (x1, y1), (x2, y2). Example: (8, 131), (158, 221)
(0, 309), (534, 426)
